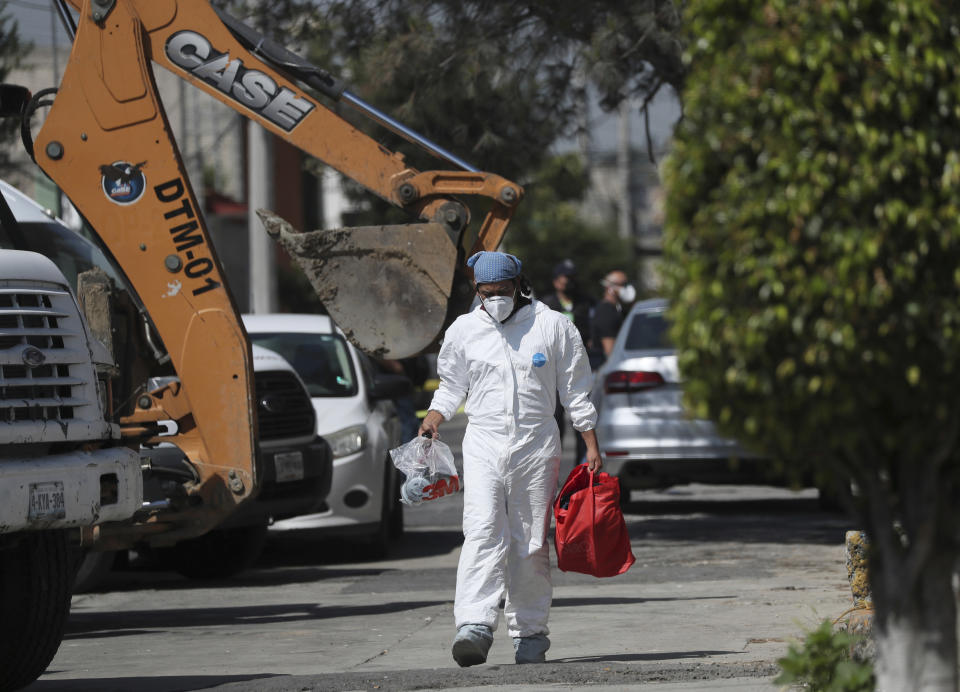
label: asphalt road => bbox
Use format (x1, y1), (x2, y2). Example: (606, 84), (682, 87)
(26, 415), (854, 691)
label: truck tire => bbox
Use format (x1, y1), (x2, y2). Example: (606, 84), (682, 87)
(162, 522), (269, 579)
(0, 530), (72, 692)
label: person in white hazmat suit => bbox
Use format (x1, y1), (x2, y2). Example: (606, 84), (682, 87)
(419, 250), (602, 667)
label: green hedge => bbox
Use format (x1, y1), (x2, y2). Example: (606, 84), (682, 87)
(663, 0), (960, 474)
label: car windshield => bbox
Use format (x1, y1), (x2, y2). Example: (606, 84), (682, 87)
(0, 219), (129, 295)
(624, 310), (672, 350)
(248, 332), (358, 397)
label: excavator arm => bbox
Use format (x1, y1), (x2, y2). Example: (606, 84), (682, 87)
(61, 0), (522, 358)
(25, 0), (522, 541)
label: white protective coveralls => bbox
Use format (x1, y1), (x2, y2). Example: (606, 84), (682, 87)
(428, 299), (597, 637)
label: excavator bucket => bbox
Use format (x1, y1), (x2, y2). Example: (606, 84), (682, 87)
(258, 210), (460, 358)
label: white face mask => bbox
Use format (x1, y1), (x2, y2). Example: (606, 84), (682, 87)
(618, 284), (637, 303)
(481, 295), (514, 322)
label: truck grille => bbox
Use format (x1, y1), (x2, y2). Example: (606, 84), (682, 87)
(0, 288), (92, 422)
(255, 370), (315, 440)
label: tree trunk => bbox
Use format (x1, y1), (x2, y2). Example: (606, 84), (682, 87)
(873, 550), (958, 692)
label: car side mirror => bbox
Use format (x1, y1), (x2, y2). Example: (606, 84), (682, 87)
(369, 373), (412, 401)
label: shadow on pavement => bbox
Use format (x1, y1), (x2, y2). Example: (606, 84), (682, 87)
(622, 498), (849, 546)
(556, 650), (739, 663)
(64, 600), (444, 639)
(27, 674), (277, 692)
(260, 528), (464, 568)
(552, 595), (734, 608)
(80, 528), (464, 593)
(623, 494), (823, 516)
(86, 565), (387, 594)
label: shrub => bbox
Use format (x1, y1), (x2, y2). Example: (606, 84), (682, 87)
(775, 620), (875, 692)
(663, 1), (960, 688)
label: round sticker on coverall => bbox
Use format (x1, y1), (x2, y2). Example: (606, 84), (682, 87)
(532, 352), (547, 367)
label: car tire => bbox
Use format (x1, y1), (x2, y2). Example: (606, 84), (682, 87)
(0, 530), (72, 692)
(359, 462), (400, 560)
(389, 476), (405, 541)
(162, 521), (269, 579)
(72, 549), (118, 594)
(390, 481), (404, 541)
(816, 482), (846, 514)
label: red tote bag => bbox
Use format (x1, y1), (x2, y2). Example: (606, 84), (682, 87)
(554, 464), (635, 577)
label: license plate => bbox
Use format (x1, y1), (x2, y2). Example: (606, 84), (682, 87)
(29, 481), (66, 521)
(274, 451), (304, 482)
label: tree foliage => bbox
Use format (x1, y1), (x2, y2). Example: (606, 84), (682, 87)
(664, 0), (960, 687)
(665, 0), (960, 504)
(219, 0), (685, 179)
(502, 152), (629, 299)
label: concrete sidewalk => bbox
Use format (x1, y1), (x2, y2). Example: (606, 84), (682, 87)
(204, 503), (851, 692)
(211, 418), (852, 691)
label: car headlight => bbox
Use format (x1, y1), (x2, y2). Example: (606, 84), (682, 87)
(326, 425), (368, 458)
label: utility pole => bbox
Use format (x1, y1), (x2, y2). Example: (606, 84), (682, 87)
(248, 122), (277, 313)
(247, 2), (277, 314)
(617, 98), (634, 244)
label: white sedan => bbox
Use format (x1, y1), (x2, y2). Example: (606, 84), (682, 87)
(243, 313), (409, 557)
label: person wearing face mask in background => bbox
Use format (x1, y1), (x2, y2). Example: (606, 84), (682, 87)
(419, 250), (601, 668)
(589, 269), (637, 367)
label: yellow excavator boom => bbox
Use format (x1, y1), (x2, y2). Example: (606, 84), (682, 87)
(22, 0), (521, 541)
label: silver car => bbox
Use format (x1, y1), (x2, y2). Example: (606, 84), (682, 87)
(591, 298), (764, 496)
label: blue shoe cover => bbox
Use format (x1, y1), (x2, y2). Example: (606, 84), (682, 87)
(452, 624), (493, 667)
(513, 633), (550, 664)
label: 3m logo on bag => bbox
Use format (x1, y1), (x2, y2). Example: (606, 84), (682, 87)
(423, 475), (461, 501)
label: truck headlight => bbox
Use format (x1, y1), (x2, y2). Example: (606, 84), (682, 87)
(326, 425), (367, 458)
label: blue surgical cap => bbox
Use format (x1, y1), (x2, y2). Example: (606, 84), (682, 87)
(467, 251), (522, 284)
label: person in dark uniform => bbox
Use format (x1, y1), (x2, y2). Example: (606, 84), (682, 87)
(541, 260), (594, 458)
(540, 259), (592, 345)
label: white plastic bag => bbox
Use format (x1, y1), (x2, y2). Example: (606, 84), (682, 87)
(389, 435), (461, 505)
